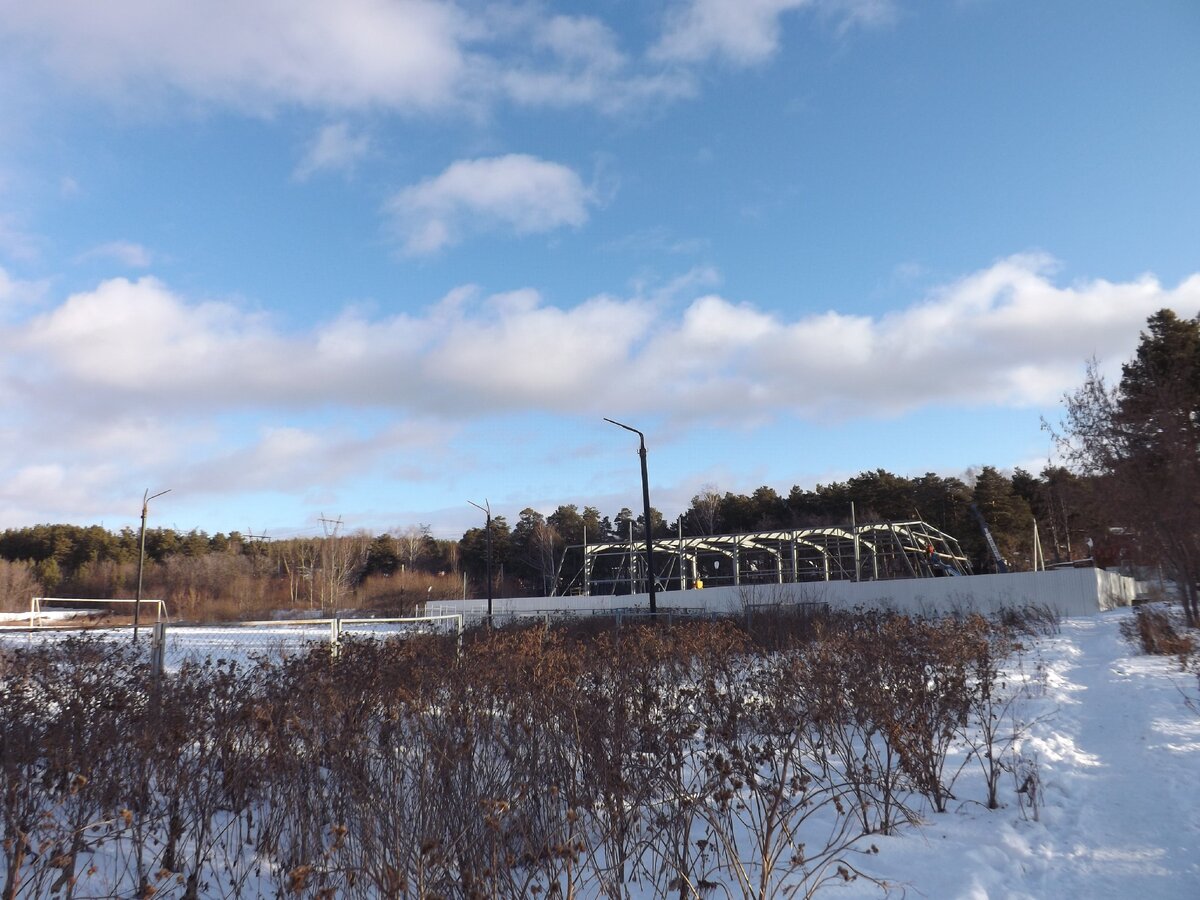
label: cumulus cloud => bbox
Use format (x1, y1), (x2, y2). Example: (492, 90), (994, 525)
(1, 1), (897, 120)
(173, 421), (454, 496)
(652, 0), (895, 65)
(0, 0), (469, 112)
(639, 254), (1196, 419)
(0, 2), (689, 116)
(294, 122), (371, 180)
(4, 256), (1197, 523)
(486, 12), (695, 112)
(387, 154), (595, 254)
(0, 265), (49, 324)
(7, 255), (1197, 426)
(76, 240), (153, 268)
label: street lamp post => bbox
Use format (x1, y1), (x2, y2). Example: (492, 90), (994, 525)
(134, 488), (170, 641)
(604, 418), (656, 618)
(468, 499), (493, 622)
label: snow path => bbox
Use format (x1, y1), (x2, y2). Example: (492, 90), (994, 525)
(837, 611), (1200, 899)
(1021, 615), (1200, 898)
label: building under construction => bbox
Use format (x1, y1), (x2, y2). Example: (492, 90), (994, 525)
(554, 520), (972, 596)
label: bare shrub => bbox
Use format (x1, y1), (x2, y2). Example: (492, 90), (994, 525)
(996, 603), (1062, 637)
(0, 560), (38, 613)
(356, 570), (463, 615)
(695, 645), (879, 899)
(65, 559), (136, 601)
(156, 554), (276, 622)
(957, 617), (1025, 810)
(868, 615), (975, 815)
(1120, 604), (1196, 662)
(2, 606), (1044, 898)
(0, 638), (147, 898)
(802, 615), (915, 837)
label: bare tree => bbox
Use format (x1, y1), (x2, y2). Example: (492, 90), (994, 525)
(0, 559), (38, 612)
(318, 531), (369, 612)
(274, 539), (319, 608)
(529, 520), (563, 595)
(689, 484), (723, 535)
(396, 524), (432, 572)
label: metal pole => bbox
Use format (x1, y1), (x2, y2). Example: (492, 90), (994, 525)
(150, 622), (166, 678)
(605, 418), (656, 617)
(583, 526), (590, 597)
(851, 501), (860, 583)
(628, 519), (636, 594)
(678, 519), (685, 591)
(469, 500), (493, 621)
(134, 489), (170, 642)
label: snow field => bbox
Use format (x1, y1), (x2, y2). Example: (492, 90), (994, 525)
(0, 608), (1196, 898)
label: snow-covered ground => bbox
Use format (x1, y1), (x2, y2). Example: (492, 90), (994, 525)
(1, 607), (1196, 898)
(836, 609), (1200, 899)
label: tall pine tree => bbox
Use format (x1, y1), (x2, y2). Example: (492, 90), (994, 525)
(1056, 309), (1200, 625)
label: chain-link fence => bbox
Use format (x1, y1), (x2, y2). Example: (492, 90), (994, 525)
(0, 614), (464, 674)
(442, 606), (718, 629)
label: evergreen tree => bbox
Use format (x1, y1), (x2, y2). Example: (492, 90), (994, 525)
(1056, 308), (1200, 624)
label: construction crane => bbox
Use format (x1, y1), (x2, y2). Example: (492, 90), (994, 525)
(969, 504), (1008, 574)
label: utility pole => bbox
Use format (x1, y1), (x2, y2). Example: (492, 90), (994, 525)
(468, 500), (493, 622)
(604, 418), (656, 618)
(245, 529), (271, 575)
(134, 488), (170, 642)
(317, 514), (345, 612)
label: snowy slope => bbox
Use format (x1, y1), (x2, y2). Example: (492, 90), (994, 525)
(837, 610), (1200, 899)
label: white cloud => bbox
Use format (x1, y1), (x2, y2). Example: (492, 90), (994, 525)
(77, 240), (153, 268)
(294, 122), (371, 180)
(387, 154), (595, 254)
(638, 254), (1197, 419)
(0, 0), (898, 127)
(3, 257), (1197, 524)
(537, 15), (627, 70)
(0, 1), (694, 117)
(173, 421), (454, 496)
(652, 0), (895, 65)
(7, 256), (1197, 427)
(0, 0), (470, 112)
(0, 265), (49, 324)
(484, 12), (695, 113)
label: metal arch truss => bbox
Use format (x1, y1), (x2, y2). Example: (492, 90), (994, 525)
(558, 520), (972, 596)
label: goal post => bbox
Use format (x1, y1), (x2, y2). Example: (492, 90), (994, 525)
(28, 597), (169, 628)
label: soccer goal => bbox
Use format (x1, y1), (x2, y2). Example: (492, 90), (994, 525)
(28, 597), (169, 628)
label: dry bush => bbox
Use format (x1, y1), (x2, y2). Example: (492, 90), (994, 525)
(740, 599), (830, 651)
(64, 558), (136, 600)
(1120, 604), (1196, 662)
(995, 604), (1061, 637)
(0, 560), (38, 613)
(801, 619), (915, 837)
(355, 570), (463, 615)
(154, 554), (278, 622)
(1, 607), (1043, 898)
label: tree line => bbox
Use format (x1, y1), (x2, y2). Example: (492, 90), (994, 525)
(0, 464), (1107, 613)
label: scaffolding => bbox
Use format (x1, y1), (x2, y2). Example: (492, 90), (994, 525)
(555, 520), (972, 596)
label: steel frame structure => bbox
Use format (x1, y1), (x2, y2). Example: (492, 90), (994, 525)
(556, 520), (972, 596)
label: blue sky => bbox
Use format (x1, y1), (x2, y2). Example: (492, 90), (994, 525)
(1, 0), (1198, 540)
